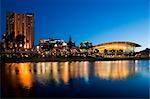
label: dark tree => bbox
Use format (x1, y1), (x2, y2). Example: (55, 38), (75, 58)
(104, 49), (108, 54)
(15, 34), (25, 49)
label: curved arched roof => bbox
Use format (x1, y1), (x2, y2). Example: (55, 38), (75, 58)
(94, 41), (141, 47)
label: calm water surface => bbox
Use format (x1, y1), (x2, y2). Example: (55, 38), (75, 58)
(1, 60), (149, 98)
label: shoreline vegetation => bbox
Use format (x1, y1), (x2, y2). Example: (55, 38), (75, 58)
(1, 56), (149, 63)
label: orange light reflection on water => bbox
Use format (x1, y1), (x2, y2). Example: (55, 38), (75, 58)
(5, 61), (139, 87)
(94, 61), (135, 80)
(5, 63), (33, 89)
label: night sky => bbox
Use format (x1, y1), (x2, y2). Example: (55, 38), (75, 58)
(0, 0), (149, 51)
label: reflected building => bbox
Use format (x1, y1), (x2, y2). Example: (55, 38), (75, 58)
(18, 63), (33, 89)
(60, 62), (69, 84)
(4, 61), (140, 88)
(34, 62), (90, 85)
(36, 62), (51, 85)
(94, 61), (138, 80)
(51, 62), (60, 84)
(35, 61), (135, 85)
(5, 63), (33, 89)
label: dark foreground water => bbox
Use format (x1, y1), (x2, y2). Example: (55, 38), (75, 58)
(1, 60), (149, 98)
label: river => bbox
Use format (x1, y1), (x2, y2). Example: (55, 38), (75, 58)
(1, 60), (149, 98)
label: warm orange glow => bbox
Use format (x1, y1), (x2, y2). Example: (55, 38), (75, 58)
(4, 61), (138, 87)
(5, 63), (33, 89)
(18, 63), (33, 89)
(61, 62), (69, 84)
(94, 61), (132, 80)
(7, 13), (34, 49)
(51, 62), (59, 84)
(93, 42), (140, 53)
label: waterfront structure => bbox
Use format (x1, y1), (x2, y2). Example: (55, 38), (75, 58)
(39, 38), (67, 51)
(93, 42), (141, 55)
(80, 41), (93, 49)
(38, 38), (68, 57)
(6, 12), (34, 49)
(79, 42), (94, 56)
(38, 37), (80, 57)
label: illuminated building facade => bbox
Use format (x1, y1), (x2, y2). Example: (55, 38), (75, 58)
(39, 38), (67, 51)
(93, 42), (141, 55)
(6, 12), (34, 49)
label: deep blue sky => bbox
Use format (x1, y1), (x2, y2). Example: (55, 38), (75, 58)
(0, 0), (149, 51)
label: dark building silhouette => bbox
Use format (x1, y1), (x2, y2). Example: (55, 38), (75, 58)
(67, 35), (75, 49)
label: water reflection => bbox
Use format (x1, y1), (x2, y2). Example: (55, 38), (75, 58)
(5, 63), (33, 89)
(60, 62), (69, 84)
(94, 61), (138, 80)
(4, 61), (146, 90)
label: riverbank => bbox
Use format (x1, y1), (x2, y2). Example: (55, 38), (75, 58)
(1, 56), (150, 63)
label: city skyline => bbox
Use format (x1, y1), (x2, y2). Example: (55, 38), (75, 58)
(1, 0), (149, 51)
(1, 1), (149, 98)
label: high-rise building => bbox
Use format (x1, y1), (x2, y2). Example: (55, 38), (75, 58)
(6, 12), (34, 49)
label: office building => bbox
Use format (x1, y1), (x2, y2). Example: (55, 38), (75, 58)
(6, 12), (34, 49)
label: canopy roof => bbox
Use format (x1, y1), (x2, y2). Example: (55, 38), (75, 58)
(94, 41), (141, 47)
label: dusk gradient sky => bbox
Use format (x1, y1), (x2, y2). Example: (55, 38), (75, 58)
(0, 0), (149, 51)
